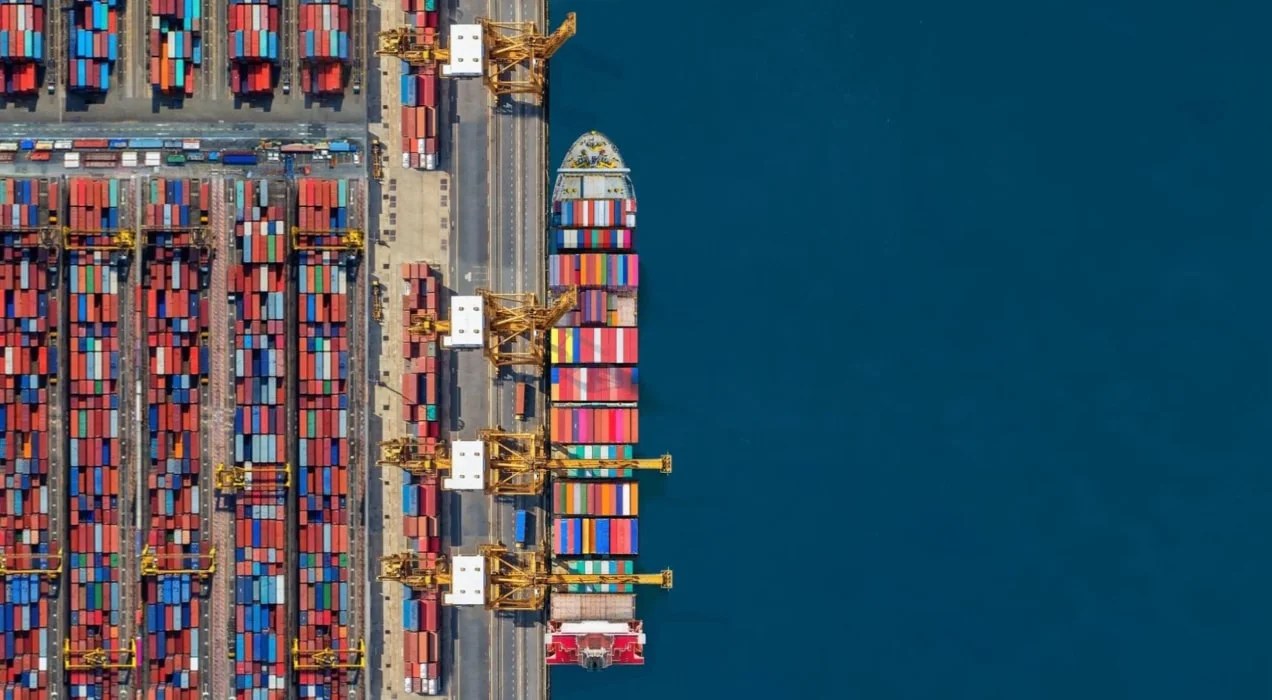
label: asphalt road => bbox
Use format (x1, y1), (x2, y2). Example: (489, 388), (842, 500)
(446, 0), (549, 697)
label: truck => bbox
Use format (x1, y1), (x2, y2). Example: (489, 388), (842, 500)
(513, 382), (529, 421)
(514, 510), (530, 549)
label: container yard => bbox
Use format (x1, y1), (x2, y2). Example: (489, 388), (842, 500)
(298, 0), (349, 94)
(398, 0), (440, 169)
(139, 177), (211, 698)
(68, 0), (119, 92)
(545, 133), (654, 669)
(0, 2), (44, 95)
(228, 0), (278, 95)
(65, 176), (137, 692)
(399, 262), (441, 694)
(293, 176), (365, 693)
(0, 177), (59, 700)
(148, 0), (203, 95)
(228, 177), (289, 700)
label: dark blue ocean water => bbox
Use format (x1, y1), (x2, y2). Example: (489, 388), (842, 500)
(549, 2), (1272, 697)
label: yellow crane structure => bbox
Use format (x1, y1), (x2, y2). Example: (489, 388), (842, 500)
(378, 428), (671, 495)
(139, 544), (217, 579)
(63, 227), (135, 251)
(0, 548), (63, 580)
(402, 287), (577, 367)
(376, 12), (577, 98)
(479, 287), (577, 367)
(291, 639), (367, 671)
(379, 545), (672, 612)
(213, 463), (292, 493)
(479, 12), (577, 96)
(291, 226), (364, 252)
(63, 639), (138, 670)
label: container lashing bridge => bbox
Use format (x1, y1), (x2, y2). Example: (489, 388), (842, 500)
(378, 428), (671, 495)
(377, 12), (577, 97)
(378, 544), (673, 612)
(407, 286), (578, 367)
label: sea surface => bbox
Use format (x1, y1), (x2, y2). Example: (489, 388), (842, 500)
(548, 2), (1272, 697)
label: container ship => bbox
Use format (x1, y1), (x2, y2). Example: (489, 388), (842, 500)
(545, 132), (647, 670)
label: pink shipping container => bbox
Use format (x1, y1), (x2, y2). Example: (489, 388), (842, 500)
(549, 407), (639, 445)
(549, 327), (638, 365)
(550, 367), (638, 403)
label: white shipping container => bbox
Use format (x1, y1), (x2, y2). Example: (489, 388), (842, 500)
(53, 140), (72, 150)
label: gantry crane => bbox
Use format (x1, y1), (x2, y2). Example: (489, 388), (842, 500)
(370, 138), (386, 181)
(479, 287), (577, 366)
(378, 428), (671, 495)
(379, 544), (672, 612)
(0, 548), (63, 580)
(213, 463), (292, 493)
(63, 227), (135, 251)
(139, 544), (217, 580)
(291, 639), (367, 671)
(63, 639), (138, 670)
(376, 13), (577, 98)
(404, 287), (577, 367)
(291, 226), (364, 252)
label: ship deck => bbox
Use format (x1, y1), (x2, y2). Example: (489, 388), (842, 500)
(553, 131), (635, 201)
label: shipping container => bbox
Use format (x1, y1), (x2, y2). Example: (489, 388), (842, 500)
(549, 367), (638, 404)
(549, 327), (638, 365)
(141, 177), (211, 698)
(149, 0), (203, 96)
(295, 178), (359, 696)
(227, 0), (278, 94)
(548, 253), (639, 290)
(298, 0), (349, 95)
(230, 178), (289, 700)
(552, 198), (638, 229)
(66, 178), (130, 700)
(551, 517), (639, 556)
(552, 481), (638, 517)
(0, 178), (59, 697)
(398, 261), (442, 693)
(67, 0), (119, 93)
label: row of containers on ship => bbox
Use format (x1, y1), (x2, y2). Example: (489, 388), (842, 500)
(399, 262), (443, 695)
(551, 483), (641, 557)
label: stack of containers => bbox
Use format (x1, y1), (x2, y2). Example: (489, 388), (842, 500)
(294, 178), (354, 696)
(141, 178), (209, 698)
(0, 1), (45, 94)
(227, 0), (277, 94)
(66, 177), (128, 695)
(68, 0), (118, 92)
(148, 0), (202, 96)
(229, 179), (288, 699)
(398, 1), (439, 170)
(298, 0), (348, 94)
(0, 178), (57, 698)
(399, 262), (441, 695)
(546, 179), (644, 656)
